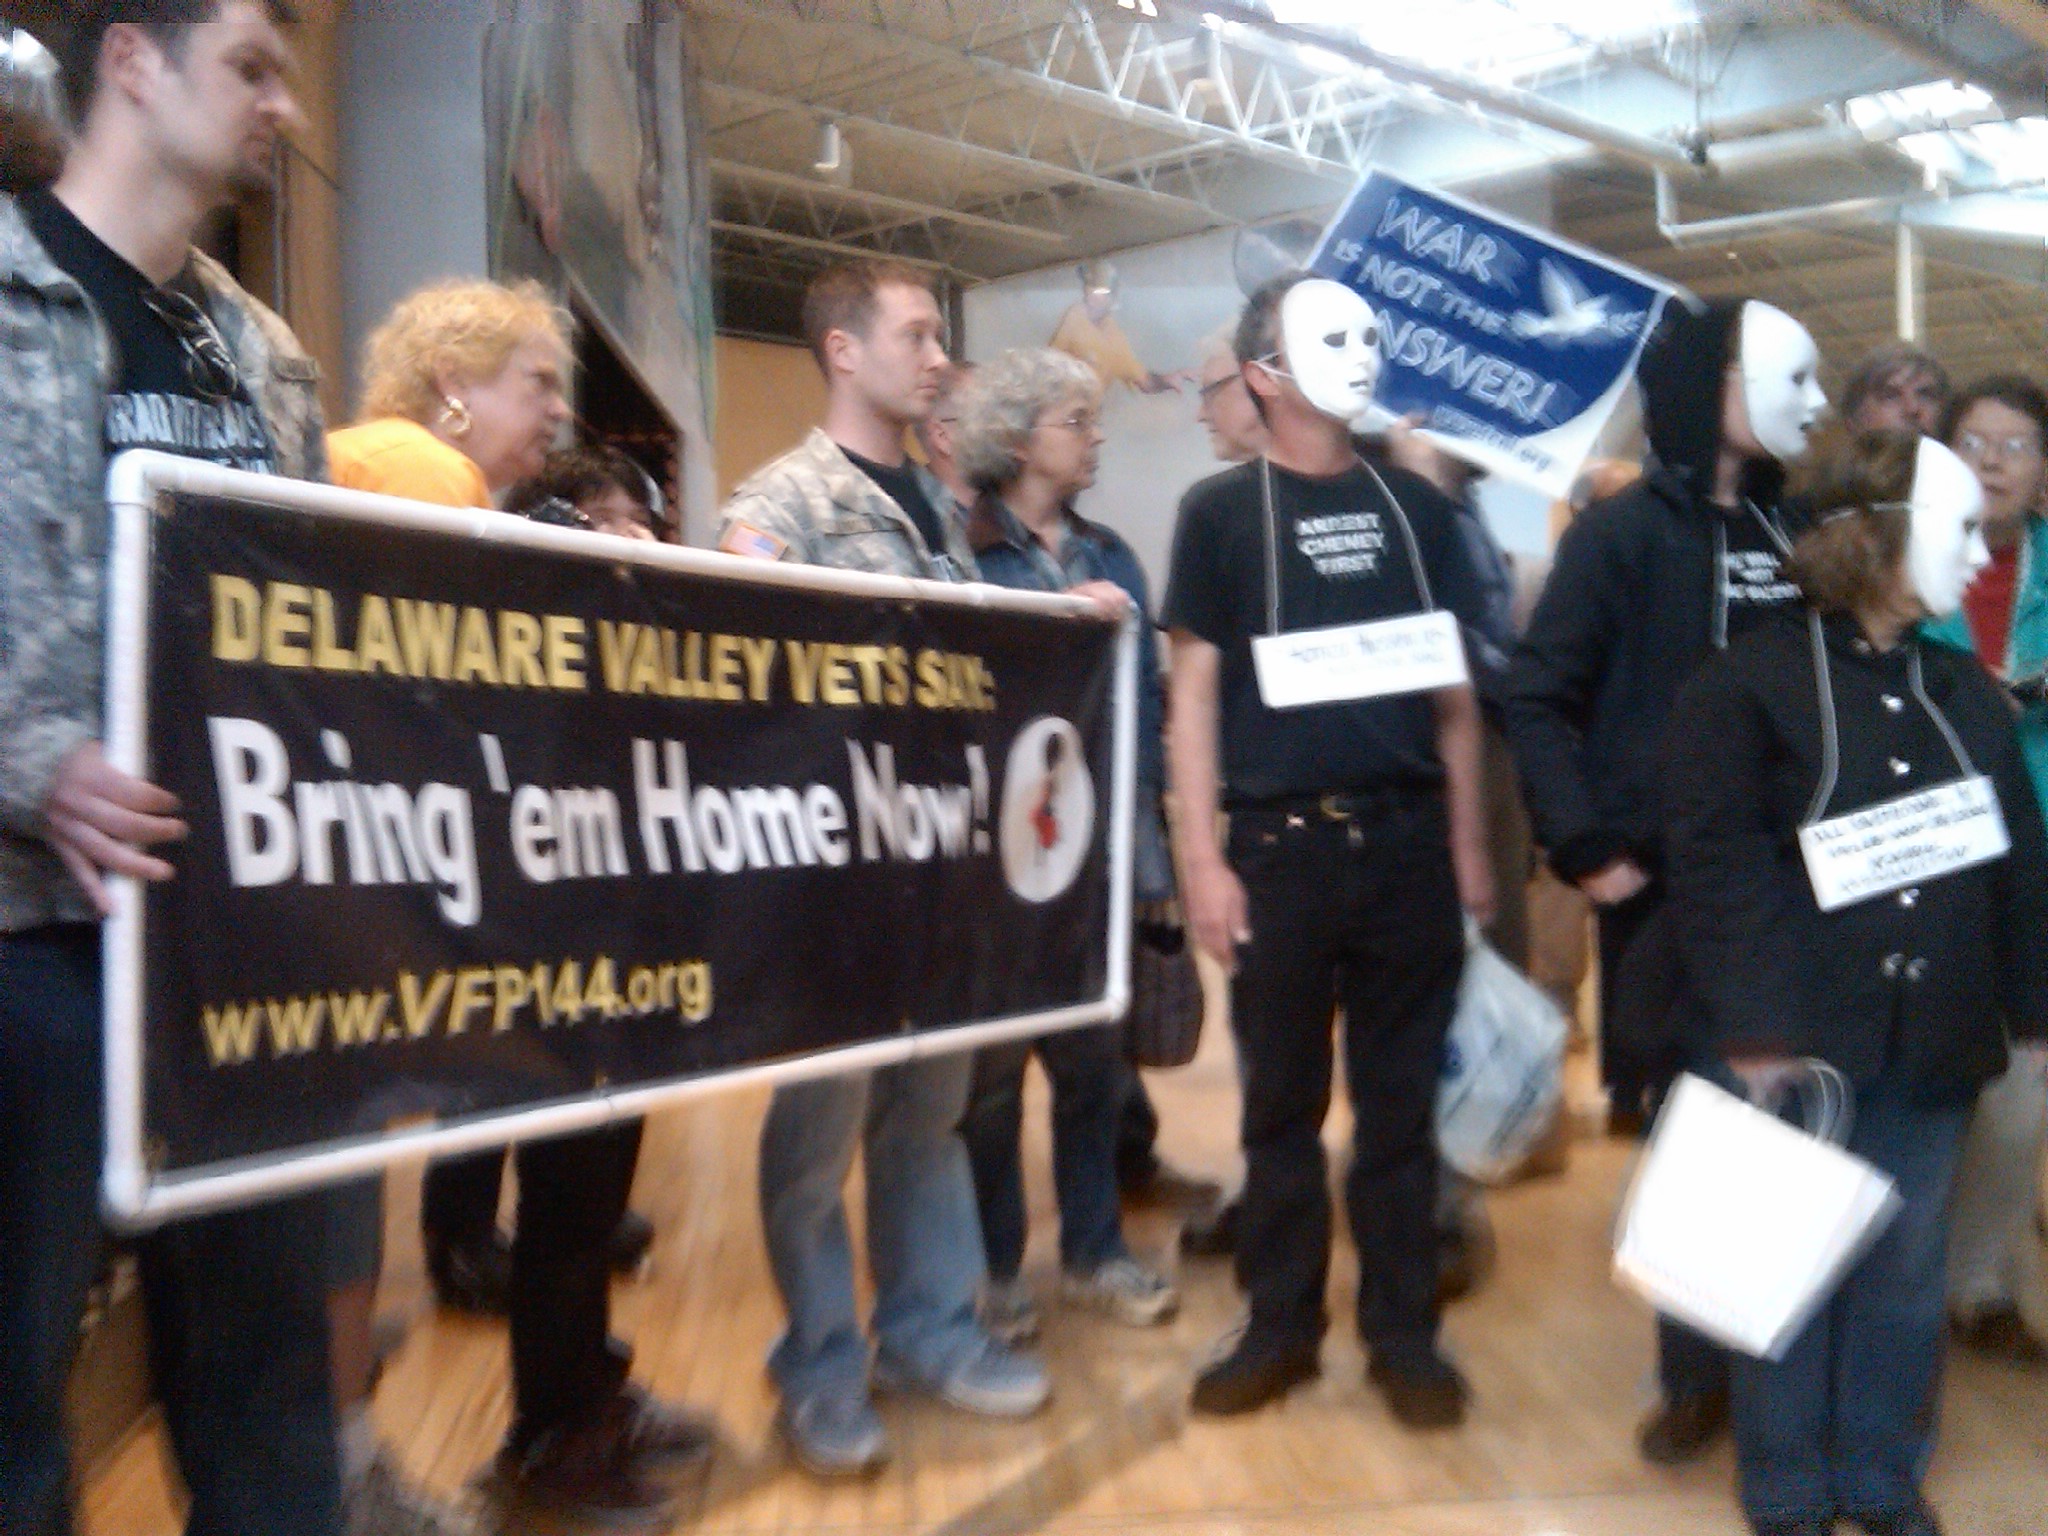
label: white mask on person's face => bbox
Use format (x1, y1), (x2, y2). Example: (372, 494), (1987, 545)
(1739, 302), (1827, 462)
(1277, 279), (1381, 423)
(1905, 437), (1990, 617)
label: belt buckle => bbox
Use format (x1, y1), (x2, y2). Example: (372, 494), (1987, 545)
(1318, 793), (1353, 822)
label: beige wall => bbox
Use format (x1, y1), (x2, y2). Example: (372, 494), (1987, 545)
(713, 335), (827, 511)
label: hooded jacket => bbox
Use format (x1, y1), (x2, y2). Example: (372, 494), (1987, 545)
(1504, 298), (1812, 881)
(0, 154), (327, 929)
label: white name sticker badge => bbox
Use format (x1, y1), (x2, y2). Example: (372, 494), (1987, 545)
(1251, 609), (1468, 710)
(1797, 774), (2010, 913)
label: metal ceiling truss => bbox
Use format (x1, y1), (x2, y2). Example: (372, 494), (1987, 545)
(710, 158), (1067, 254)
(689, 1), (1382, 183)
(704, 78), (1227, 221)
(708, 218), (958, 277)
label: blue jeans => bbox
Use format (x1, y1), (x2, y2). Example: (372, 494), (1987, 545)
(1731, 1077), (1970, 1529)
(0, 926), (340, 1536)
(758, 1052), (989, 1405)
(962, 1023), (1128, 1282)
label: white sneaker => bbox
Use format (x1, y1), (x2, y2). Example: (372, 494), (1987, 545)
(979, 1276), (1041, 1345)
(346, 1448), (485, 1536)
(874, 1338), (1050, 1418)
(1060, 1256), (1180, 1326)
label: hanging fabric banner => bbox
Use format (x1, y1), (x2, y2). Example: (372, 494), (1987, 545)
(101, 453), (1132, 1224)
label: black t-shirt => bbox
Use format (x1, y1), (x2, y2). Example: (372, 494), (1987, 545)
(22, 188), (275, 473)
(1162, 457), (1485, 802)
(1719, 500), (1800, 645)
(841, 444), (947, 557)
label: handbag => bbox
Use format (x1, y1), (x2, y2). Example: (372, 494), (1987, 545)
(1613, 1065), (1902, 1360)
(1124, 905), (1204, 1069)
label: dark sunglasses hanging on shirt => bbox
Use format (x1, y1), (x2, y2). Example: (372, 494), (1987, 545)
(139, 285), (242, 405)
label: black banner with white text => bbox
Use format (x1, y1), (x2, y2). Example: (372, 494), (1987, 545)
(116, 479), (1122, 1203)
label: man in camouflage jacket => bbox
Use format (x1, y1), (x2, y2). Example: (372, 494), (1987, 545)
(0, 11), (344, 1534)
(715, 260), (1050, 1480)
(721, 424), (976, 580)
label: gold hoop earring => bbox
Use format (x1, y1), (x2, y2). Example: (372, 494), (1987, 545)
(438, 396), (473, 439)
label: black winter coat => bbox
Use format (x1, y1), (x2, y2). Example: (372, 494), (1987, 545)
(1662, 610), (2048, 1100)
(1505, 464), (1810, 880)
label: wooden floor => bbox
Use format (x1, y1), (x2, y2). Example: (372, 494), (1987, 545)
(84, 1022), (2048, 1536)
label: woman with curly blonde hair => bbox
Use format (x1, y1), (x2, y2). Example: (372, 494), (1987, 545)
(330, 277), (572, 506)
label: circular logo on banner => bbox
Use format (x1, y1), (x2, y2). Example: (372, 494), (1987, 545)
(999, 716), (1094, 903)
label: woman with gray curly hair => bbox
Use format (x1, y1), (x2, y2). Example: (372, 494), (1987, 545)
(951, 348), (1183, 1340)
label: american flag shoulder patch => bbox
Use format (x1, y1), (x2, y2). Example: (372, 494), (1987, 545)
(720, 521), (788, 561)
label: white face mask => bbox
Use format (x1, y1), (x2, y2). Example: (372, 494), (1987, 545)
(1277, 279), (1381, 423)
(1739, 302), (1827, 462)
(1905, 437), (1990, 617)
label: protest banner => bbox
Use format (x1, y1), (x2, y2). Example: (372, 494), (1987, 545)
(1311, 169), (1680, 499)
(101, 452), (1134, 1224)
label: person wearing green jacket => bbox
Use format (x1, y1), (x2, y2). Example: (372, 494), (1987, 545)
(1923, 373), (2048, 1366)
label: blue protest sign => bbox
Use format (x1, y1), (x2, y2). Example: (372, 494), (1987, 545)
(1311, 171), (1678, 498)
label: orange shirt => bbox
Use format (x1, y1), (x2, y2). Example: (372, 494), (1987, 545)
(326, 417), (491, 510)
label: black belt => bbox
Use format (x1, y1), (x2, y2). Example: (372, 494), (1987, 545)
(1228, 783), (1439, 823)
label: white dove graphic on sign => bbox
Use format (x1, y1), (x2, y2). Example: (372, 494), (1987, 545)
(1512, 260), (1615, 343)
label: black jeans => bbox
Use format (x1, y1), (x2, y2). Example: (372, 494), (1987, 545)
(1595, 882), (1675, 1121)
(420, 1147), (507, 1249)
(508, 1120), (644, 1447)
(0, 926), (339, 1536)
(1114, 1060), (1161, 1187)
(1226, 791), (1465, 1359)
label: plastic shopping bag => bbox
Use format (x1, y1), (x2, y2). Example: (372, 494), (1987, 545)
(1435, 932), (1568, 1184)
(1613, 1067), (1901, 1360)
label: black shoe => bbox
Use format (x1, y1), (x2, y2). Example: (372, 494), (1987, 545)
(493, 1412), (679, 1529)
(426, 1229), (512, 1315)
(1189, 1332), (1319, 1416)
(1180, 1197), (1238, 1259)
(1637, 1389), (1730, 1465)
(608, 1211), (656, 1276)
(1844, 1503), (1943, 1536)
(1606, 1104), (1650, 1139)
(1367, 1348), (1469, 1429)
(1123, 1156), (1224, 1212)
(612, 1384), (717, 1477)
(1950, 1305), (2047, 1366)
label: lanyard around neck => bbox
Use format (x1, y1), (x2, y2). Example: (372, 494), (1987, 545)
(1257, 454), (1435, 637)
(1801, 611), (1981, 826)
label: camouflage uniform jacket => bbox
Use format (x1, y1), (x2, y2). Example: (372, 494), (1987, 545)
(0, 189), (328, 931)
(719, 427), (977, 583)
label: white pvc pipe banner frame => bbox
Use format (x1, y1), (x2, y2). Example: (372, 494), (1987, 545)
(101, 452), (1135, 1227)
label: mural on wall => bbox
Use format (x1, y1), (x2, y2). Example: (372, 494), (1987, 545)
(484, 3), (716, 539)
(1047, 261), (1189, 396)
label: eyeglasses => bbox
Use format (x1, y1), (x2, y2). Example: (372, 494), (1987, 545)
(1956, 429), (2043, 465)
(1042, 411), (1101, 436)
(140, 286), (242, 405)
(1198, 374), (1245, 403)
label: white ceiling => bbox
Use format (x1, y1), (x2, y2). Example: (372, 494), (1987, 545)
(693, 0), (2048, 385)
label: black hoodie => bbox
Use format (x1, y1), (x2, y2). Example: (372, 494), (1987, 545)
(1503, 297), (1813, 881)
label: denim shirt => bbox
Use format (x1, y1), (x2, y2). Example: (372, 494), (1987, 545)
(966, 494), (1173, 899)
